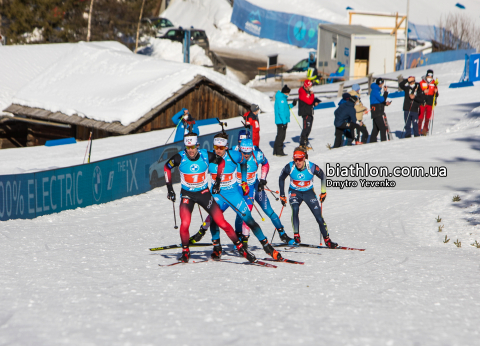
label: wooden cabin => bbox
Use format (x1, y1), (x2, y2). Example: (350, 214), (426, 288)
(0, 75), (250, 149)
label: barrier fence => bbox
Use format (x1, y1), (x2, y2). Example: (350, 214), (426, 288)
(0, 127), (243, 221)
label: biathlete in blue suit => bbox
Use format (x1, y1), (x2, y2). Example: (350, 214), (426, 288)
(164, 132), (257, 263)
(189, 132), (283, 260)
(278, 146), (338, 248)
(232, 132), (296, 246)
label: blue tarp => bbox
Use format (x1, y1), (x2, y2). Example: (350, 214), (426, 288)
(231, 0), (330, 49)
(314, 101), (336, 110)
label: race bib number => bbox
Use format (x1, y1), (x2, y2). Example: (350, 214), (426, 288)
(236, 172), (256, 181)
(292, 180), (312, 188)
(211, 173), (234, 183)
(182, 172), (206, 184)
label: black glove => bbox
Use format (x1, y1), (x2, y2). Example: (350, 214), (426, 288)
(257, 179), (267, 192)
(314, 97), (321, 104)
(280, 195), (287, 207)
(167, 186), (176, 202)
(212, 179), (221, 195)
(292, 99), (298, 107)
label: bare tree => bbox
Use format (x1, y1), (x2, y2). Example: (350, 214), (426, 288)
(434, 13), (480, 51)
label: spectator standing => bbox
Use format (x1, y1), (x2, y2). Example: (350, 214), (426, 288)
(399, 76), (424, 138)
(274, 85), (296, 156)
(243, 104), (261, 147)
(369, 78), (391, 142)
(172, 108), (199, 142)
(418, 69), (438, 135)
(298, 80), (320, 149)
(333, 94), (368, 148)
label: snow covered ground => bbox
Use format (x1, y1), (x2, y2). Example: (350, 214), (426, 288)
(1, 61), (480, 345)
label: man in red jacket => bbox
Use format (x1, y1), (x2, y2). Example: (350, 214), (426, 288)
(418, 69), (438, 135)
(298, 80), (320, 148)
(243, 104), (261, 147)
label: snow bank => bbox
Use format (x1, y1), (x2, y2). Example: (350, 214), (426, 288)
(138, 38), (212, 66)
(11, 42), (273, 126)
(0, 41), (129, 116)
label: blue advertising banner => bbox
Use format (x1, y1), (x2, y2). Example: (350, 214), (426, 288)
(469, 53), (480, 82)
(231, 0), (330, 49)
(0, 127), (243, 221)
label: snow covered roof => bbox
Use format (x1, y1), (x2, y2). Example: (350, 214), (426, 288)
(0, 41), (129, 116)
(3, 42), (273, 132)
(319, 24), (387, 37)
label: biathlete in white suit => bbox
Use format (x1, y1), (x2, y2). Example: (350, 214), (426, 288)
(163, 132), (257, 263)
(278, 147), (338, 248)
(189, 132), (283, 261)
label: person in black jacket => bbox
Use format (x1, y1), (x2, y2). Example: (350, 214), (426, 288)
(399, 76), (424, 138)
(333, 94), (368, 148)
(369, 78), (392, 142)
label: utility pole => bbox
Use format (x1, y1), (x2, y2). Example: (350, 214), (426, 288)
(135, 0), (146, 53)
(404, 0), (409, 70)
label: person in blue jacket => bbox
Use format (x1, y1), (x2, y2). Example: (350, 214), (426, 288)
(273, 85), (296, 156)
(369, 78), (391, 142)
(333, 94), (368, 148)
(171, 108), (200, 143)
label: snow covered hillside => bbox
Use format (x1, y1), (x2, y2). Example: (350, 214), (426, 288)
(138, 38), (213, 66)
(1, 60), (480, 345)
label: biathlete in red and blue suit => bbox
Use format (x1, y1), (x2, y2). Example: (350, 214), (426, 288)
(164, 132), (257, 263)
(278, 146), (338, 248)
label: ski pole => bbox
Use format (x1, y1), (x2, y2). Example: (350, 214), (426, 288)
(198, 205), (205, 226)
(83, 131), (92, 164)
(218, 192), (246, 216)
(429, 92), (436, 136)
(265, 185), (279, 201)
(165, 115), (183, 145)
(265, 188), (279, 194)
(249, 197), (265, 221)
(172, 201), (178, 229)
(270, 205), (284, 243)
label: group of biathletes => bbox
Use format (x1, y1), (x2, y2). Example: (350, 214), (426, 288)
(163, 126), (335, 264)
(332, 69), (439, 148)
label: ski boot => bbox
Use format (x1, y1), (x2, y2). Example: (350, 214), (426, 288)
(211, 239), (222, 260)
(236, 242), (256, 263)
(179, 247), (190, 263)
(277, 228), (297, 245)
(260, 238), (283, 261)
(294, 233), (301, 244)
(241, 234), (250, 250)
(235, 232), (243, 242)
(324, 236), (338, 249)
(189, 226), (207, 244)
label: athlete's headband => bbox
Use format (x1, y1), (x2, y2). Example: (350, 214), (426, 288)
(213, 137), (228, 147)
(293, 151), (306, 160)
(184, 136), (198, 146)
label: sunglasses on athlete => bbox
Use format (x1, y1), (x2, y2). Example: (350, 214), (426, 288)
(185, 145), (197, 150)
(294, 157), (305, 162)
(213, 145), (226, 150)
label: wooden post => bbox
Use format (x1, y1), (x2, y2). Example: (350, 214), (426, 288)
(135, 0), (146, 53)
(367, 73), (373, 95)
(86, 0), (95, 42)
(337, 83), (344, 98)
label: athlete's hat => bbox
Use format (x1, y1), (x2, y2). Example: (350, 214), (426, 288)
(238, 129), (251, 142)
(426, 69), (434, 77)
(304, 80), (313, 88)
(239, 139), (254, 153)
